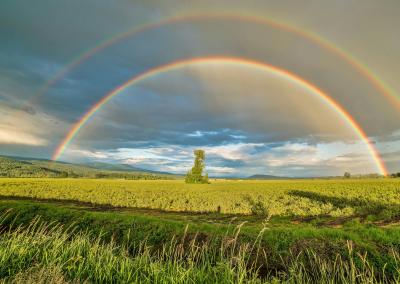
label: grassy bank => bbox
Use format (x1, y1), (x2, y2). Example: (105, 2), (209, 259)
(0, 199), (399, 283)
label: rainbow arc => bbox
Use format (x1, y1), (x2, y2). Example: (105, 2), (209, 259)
(24, 13), (399, 110)
(51, 56), (388, 176)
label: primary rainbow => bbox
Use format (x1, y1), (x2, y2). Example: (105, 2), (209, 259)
(52, 56), (388, 176)
(22, 12), (400, 111)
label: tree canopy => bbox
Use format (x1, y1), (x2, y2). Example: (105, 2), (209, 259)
(185, 150), (209, 184)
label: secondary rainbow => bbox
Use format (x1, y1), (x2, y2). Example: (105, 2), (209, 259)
(52, 56), (388, 176)
(22, 12), (400, 111)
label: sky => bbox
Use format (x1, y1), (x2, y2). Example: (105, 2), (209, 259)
(1, 0), (399, 177)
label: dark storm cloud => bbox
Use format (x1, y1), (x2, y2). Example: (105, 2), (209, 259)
(0, 0), (166, 60)
(69, 63), (364, 153)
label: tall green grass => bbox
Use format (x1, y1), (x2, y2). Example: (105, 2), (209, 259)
(0, 214), (398, 283)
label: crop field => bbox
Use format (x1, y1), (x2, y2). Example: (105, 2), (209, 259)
(0, 178), (399, 282)
(0, 178), (399, 217)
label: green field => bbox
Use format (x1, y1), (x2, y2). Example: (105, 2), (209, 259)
(0, 178), (399, 283)
(1, 178), (399, 217)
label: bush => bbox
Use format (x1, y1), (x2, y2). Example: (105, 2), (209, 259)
(244, 195), (270, 217)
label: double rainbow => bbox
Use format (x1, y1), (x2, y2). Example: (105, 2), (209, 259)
(51, 56), (388, 175)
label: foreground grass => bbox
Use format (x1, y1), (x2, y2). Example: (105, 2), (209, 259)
(0, 218), (259, 283)
(0, 200), (399, 283)
(0, 215), (399, 283)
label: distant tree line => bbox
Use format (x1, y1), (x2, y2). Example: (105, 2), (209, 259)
(343, 171), (400, 179)
(390, 172), (400, 178)
(94, 172), (172, 180)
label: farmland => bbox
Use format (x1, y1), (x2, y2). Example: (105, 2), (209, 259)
(0, 178), (399, 283)
(0, 178), (399, 217)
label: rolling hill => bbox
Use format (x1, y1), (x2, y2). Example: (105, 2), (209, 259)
(0, 156), (177, 179)
(247, 174), (291, 180)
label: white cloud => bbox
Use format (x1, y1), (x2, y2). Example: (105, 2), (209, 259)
(67, 149), (110, 159)
(203, 143), (264, 160)
(186, 130), (218, 137)
(0, 104), (65, 147)
(206, 166), (236, 174)
(230, 134), (246, 140)
(0, 127), (47, 146)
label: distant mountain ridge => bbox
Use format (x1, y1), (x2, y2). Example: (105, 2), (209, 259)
(83, 161), (173, 175)
(247, 174), (291, 180)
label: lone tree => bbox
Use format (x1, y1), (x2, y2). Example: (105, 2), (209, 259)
(185, 149), (209, 184)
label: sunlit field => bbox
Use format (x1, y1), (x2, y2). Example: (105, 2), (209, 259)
(1, 178), (399, 216)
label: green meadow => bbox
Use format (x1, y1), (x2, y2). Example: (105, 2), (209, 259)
(0, 178), (399, 283)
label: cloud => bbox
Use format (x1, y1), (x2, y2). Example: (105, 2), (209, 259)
(186, 130), (219, 137)
(70, 64), (368, 154)
(22, 106), (36, 115)
(0, 104), (67, 154)
(206, 166), (236, 174)
(203, 143), (265, 161)
(60, 137), (386, 177)
(66, 149), (110, 159)
(0, 127), (47, 146)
